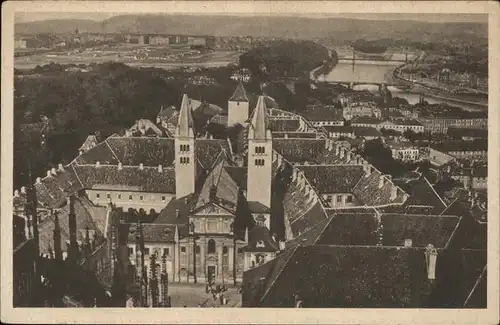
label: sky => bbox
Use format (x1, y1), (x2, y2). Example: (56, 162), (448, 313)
(15, 12), (488, 24)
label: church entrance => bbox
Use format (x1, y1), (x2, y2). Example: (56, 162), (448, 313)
(207, 266), (216, 284)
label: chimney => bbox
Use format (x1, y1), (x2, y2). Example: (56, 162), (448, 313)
(36, 177), (41, 184)
(339, 148), (345, 159)
(139, 163), (144, 170)
(447, 164), (451, 173)
(47, 170), (52, 177)
(95, 161), (100, 167)
(378, 175), (385, 188)
(390, 186), (398, 200)
(175, 209), (180, 218)
(425, 244), (438, 280)
(51, 167), (57, 176)
(58, 163), (64, 172)
(346, 151), (351, 163)
(279, 240), (285, 251)
(402, 192), (409, 202)
(404, 239), (412, 247)
(324, 139), (329, 149)
(335, 144), (340, 156)
(284, 133), (288, 139)
(21, 186), (26, 194)
(14, 190), (19, 197)
(328, 140), (334, 151)
(118, 162), (123, 170)
(158, 164), (163, 173)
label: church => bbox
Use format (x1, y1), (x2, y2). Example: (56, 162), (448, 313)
(14, 82), (474, 302)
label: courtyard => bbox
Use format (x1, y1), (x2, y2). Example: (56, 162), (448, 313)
(168, 283), (241, 308)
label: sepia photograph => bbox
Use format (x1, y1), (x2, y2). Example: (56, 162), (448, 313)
(1, 1), (499, 324)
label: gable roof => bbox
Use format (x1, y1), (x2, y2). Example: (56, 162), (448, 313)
(298, 165), (365, 193)
(229, 82), (249, 102)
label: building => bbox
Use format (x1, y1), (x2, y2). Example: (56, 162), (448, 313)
(342, 102), (381, 121)
(303, 104), (344, 127)
(353, 127), (382, 140)
(242, 208), (486, 307)
(323, 126), (355, 139)
(431, 140), (488, 161)
(447, 127), (488, 141)
(149, 35), (170, 45)
(227, 82), (250, 126)
(378, 119), (424, 134)
(387, 141), (420, 162)
(418, 117), (488, 134)
(351, 117), (424, 134)
(427, 147), (456, 167)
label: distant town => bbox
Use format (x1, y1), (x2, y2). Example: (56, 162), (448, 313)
(12, 13), (488, 310)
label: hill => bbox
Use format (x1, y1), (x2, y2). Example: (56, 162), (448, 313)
(239, 40), (331, 80)
(15, 15), (488, 43)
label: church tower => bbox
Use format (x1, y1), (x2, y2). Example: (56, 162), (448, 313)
(175, 94), (196, 198)
(247, 96), (272, 209)
(227, 82), (249, 126)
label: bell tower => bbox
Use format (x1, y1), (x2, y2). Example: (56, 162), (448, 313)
(228, 82), (249, 126)
(175, 94), (196, 198)
(247, 96), (272, 209)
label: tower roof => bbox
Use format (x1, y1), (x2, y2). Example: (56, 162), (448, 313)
(229, 82), (249, 102)
(249, 95), (269, 140)
(176, 94), (194, 137)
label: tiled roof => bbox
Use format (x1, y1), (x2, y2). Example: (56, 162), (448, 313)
(323, 126), (354, 134)
(154, 194), (196, 225)
(353, 127), (382, 138)
(247, 201), (271, 214)
(242, 225), (279, 252)
(38, 196), (103, 255)
(298, 165), (364, 194)
(195, 158), (239, 212)
(256, 245), (483, 308)
(431, 139), (488, 153)
(352, 170), (406, 206)
(75, 141), (121, 165)
(351, 117), (382, 125)
(273, 139), (327, 164)
(126, 223), (187, 243)
(73, 164), (176, 193)
(195, 139), (231, 170)
(105, 137), (176, 167)
(302, 105), (343, 122)
(229, 82), (249, 102)
(394, 177), (447, 214)
(447, 127), (488, 139)
(268, 119), (300, 132)
(31, 165), (84, 209)
(224, 166), (247, 190)
(272, 132), (318, 139)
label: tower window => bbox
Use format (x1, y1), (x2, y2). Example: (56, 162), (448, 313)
(96, 193), (100, 199)
(180, 144), (190, 152)
(223, 246), (228, 255)
(180, 157), (191, 164)
(118, 194), (122, 199)
(255, 146), (265, 154)
(181, 246), (186, 253)
(129, 195), (133, 200)
(255, 159), (265, 166)
(106, 193), (111, 199)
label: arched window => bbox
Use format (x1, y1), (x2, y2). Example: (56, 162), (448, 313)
(208, 239), (216, 254)
(222, 246), (228, 255)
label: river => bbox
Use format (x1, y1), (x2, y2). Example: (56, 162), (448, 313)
(316, 59), (486, 112)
